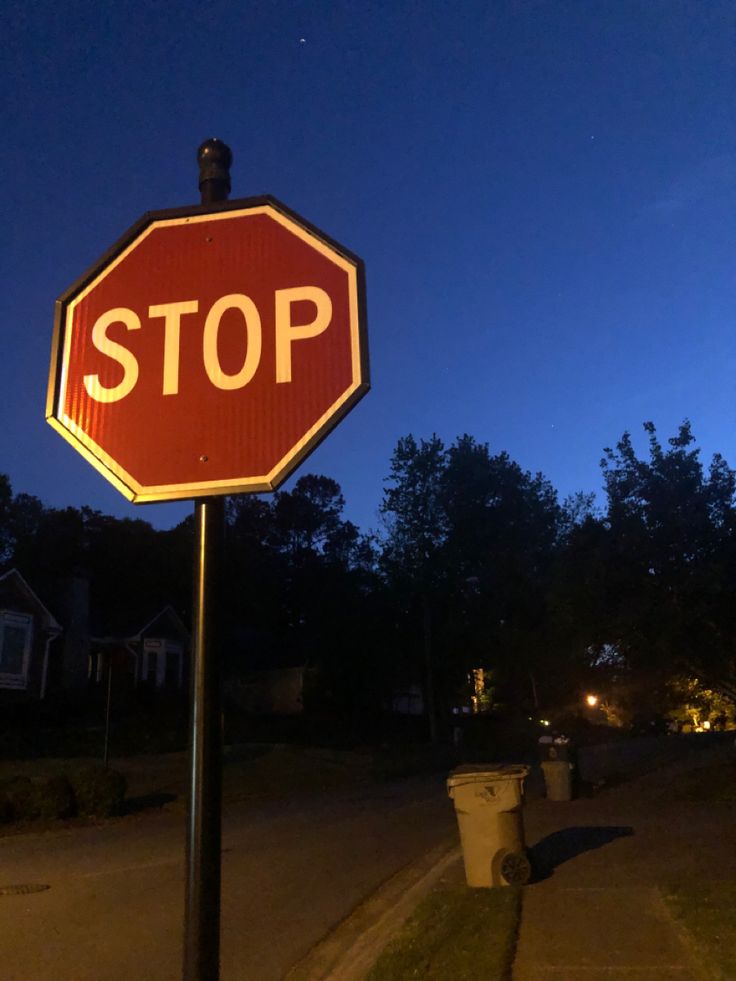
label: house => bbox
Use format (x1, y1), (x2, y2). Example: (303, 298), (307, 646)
(0, 569), (62, 701)
(0, 565), (190, 706)
(88, 605), (191, 695)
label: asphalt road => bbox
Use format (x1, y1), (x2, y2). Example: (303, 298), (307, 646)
(0, 775), (455, 981)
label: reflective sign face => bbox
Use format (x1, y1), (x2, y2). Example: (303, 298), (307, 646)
(47, 198), (369, 502)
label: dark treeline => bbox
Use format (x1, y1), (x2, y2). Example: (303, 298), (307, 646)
(3, 418), (736, 733)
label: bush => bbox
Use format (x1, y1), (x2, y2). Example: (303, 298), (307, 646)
(1, 775), (35, 820)
(0, 768), (125, 824)
(0, 774), (77, 822)
(36, 776), (75, 820)
(70, 766), (127, 817)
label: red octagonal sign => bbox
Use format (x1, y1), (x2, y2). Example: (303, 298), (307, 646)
(47, 197), (369, 502)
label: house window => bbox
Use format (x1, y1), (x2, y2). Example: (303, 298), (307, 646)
(0, 611), (32, 689)
(88, 651), (105, 684)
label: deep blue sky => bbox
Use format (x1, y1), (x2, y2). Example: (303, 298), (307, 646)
(3, 1), (735, 533)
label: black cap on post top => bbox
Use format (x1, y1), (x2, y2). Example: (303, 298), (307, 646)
(197, 138), (233, 204)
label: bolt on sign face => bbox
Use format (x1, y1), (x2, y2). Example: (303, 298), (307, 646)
(47, 197), (369, 502)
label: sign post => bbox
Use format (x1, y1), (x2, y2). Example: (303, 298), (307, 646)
(183, 139), (230, 981)
(46, 140), (369, 981)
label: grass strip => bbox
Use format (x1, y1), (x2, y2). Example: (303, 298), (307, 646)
(366, 885), (520, 981)
(663, 880), (736, 979)
(667, 758), (736, 802)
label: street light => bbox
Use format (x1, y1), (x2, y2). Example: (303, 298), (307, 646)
(585, 694), (599, 708)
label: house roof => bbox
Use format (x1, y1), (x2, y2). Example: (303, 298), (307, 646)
(129, 605), (190, 644)
(92, 604), (190, 646)
(0, 568), (62, 634)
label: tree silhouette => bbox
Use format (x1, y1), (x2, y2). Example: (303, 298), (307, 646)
(557, 420), (736, 706)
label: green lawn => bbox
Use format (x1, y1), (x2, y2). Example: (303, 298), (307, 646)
(366, 886), (521, 981)
(667, 757), (736, 802)
(663, 880), (736, 979)
(656, 750), (736, 979)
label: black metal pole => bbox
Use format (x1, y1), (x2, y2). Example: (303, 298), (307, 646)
(183, 138), (231, 981)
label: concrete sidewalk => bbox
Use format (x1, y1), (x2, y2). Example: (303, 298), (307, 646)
(514, 742), (736, 980)
(295, 739), (734, 980)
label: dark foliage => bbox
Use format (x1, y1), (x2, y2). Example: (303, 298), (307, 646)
(70, 766), (127, 817)
(3, 416), (736, 743)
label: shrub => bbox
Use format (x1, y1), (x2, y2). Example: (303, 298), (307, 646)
(0, 774), (76, 821)
(0, 767), (126, 824)
(1, 776), (35, 820)
(71, 766), (127, 817)
(36, 776), (75, 820)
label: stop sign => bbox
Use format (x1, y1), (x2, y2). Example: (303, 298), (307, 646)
(46, 197), (368, 502)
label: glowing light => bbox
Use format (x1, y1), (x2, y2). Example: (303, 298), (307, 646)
(703, 720), (711, 730)
(539, 719), (550, 727)
(586, 694), (599, 708)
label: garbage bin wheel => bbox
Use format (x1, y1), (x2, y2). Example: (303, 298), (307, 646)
(500, 850), (532, 886)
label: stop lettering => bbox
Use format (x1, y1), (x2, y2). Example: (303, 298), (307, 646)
(84, 286), (333, 402)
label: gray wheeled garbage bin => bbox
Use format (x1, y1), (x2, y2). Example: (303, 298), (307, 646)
(539, 734), (576, 801)
(447, 764), (531, 888)
(540, 760), (572, 801)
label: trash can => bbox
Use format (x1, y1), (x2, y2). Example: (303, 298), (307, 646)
(540, 760), (572, 800)
(447, 764), (531, 888)
(538, 734), (576, 801)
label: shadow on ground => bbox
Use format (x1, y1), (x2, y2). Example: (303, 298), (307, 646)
(530, 825), (634, 882)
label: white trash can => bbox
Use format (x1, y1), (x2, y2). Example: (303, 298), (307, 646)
(447, 764), (531, 888)
(541, 760), (572, 801)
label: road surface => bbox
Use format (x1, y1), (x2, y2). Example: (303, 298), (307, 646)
(0, 775), (455, 981)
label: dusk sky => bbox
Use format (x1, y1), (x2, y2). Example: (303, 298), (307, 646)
(3, 1), (735, 534)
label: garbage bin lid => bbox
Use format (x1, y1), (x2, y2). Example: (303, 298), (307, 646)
(447, 763), (530, 790)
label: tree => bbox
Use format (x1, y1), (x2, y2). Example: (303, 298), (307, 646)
(271, 475), (347, 559)
(224, 477), (383, 719)
(381, 435), (448, 579)
(439, 436), (562, 709)
(380, 433), (566, 736)
(7, 494), (191, 637)
(0, 474), (13, 563)
(568, 421), (736, 705)
(380, 435), (448, 741)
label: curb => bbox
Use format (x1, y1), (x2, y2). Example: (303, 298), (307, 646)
(286, 838), (461, 981)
